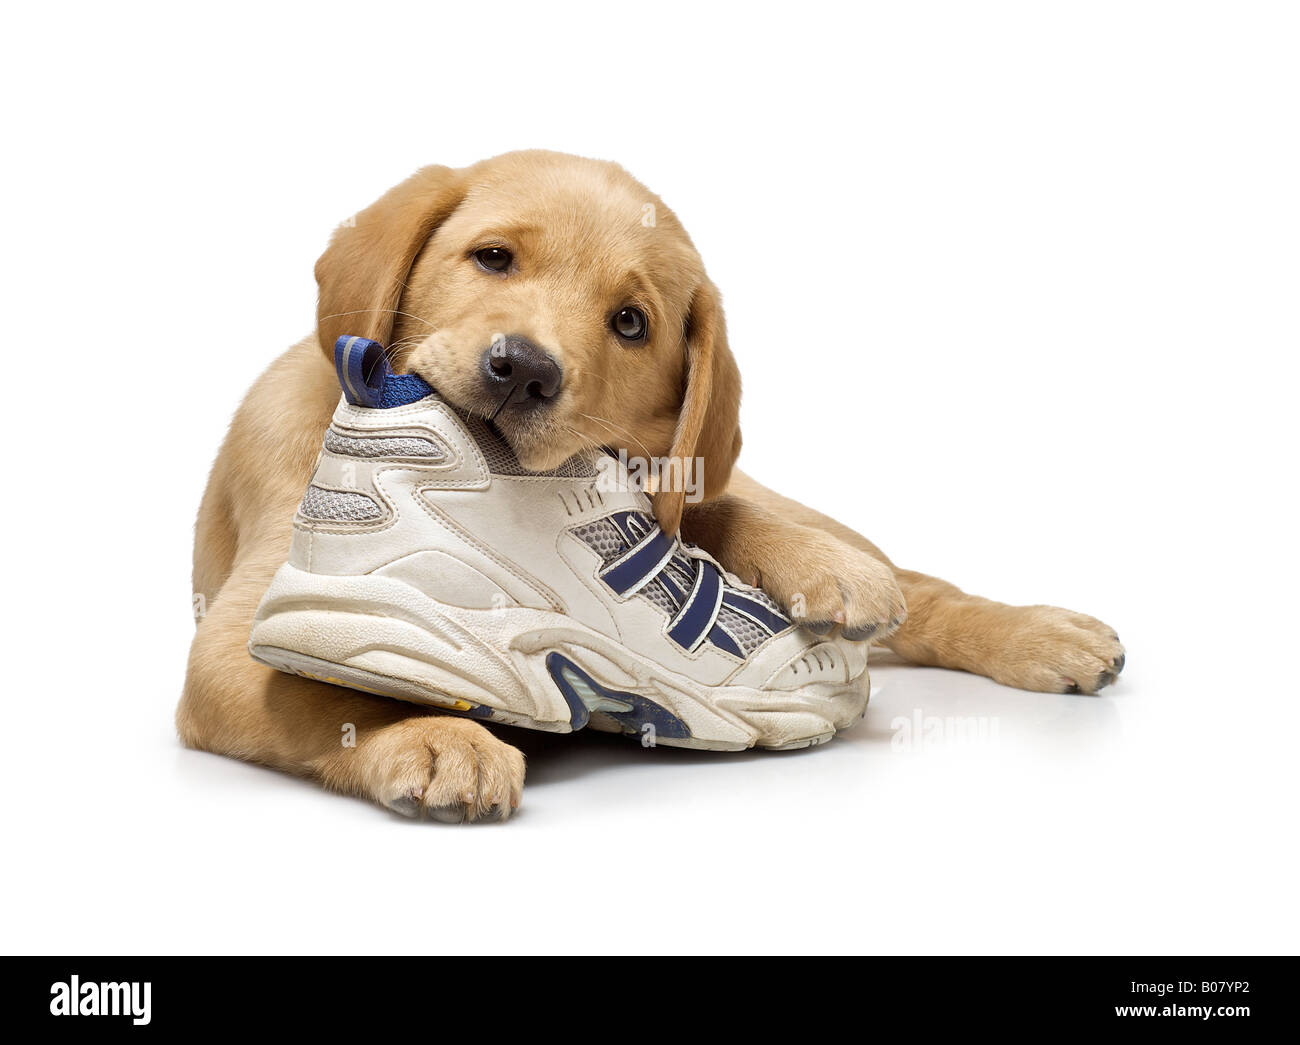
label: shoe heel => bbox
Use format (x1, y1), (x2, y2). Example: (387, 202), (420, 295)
(248, 563), (582, 732)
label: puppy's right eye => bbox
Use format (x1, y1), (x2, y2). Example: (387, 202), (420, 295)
(611, 306), (648, 342)
(474, 247), (513, 273)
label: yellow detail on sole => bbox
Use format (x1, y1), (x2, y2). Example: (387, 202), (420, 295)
(296, 668), (475, 712)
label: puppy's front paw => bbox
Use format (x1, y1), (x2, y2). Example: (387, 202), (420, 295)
(984, 606), (1126, 694)
(354, 716), (525, 822)
(735, 530), (907, 642)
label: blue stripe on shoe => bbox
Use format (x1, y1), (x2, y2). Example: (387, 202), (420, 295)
(707, 624), (744, 659)
(592, 509), (785, 656)
(613, 513), (698, 599)
(657, 571), (685, 602)
(543, 653), (591, 730)
(721, 591), (792, 635)
(545, 653), (691, 740)
(609, 511), (649, 545)
(336, 335), (382, 405)
(667, 560), (724, 652)
(599, 525), (677, 596)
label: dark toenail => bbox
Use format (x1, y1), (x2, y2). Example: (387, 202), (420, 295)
(426, 805), (467, 824)
(842, 624), (879, 641)
(386, 796), (421, 818)
(1095, 671), (1116, 690)
(803, 620), (834, 635)
(1065, 681), (1082, 694)
(1113, 653), (1125, 673)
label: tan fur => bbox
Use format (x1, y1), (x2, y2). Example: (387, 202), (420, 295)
(179, 150), (1123, 819)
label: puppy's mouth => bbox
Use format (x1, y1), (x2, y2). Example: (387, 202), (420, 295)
(447, 381), (591, 472)
(481, 380), (538, 425)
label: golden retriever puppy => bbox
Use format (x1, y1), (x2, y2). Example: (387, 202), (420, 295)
(178, 150), (1124, 820)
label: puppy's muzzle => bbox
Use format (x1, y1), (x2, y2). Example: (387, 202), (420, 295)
(482, 335), (563, 404)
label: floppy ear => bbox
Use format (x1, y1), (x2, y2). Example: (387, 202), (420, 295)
(314, 164), (466, 356)
(653, 278), (742, 535)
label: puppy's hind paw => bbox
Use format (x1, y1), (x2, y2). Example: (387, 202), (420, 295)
(985, 606), (1126, 695)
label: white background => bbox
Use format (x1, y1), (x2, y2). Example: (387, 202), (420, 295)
(3, 1), (1297, 955)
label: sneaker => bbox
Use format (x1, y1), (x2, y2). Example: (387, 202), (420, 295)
(248, 336), (870, 751)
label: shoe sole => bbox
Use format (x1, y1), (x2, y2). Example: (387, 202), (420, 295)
(249, 563), (868, 752)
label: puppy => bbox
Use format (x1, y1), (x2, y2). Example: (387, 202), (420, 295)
(179, 151), (1124, 820)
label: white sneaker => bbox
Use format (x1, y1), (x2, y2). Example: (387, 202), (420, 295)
(248, 337), (870, 751)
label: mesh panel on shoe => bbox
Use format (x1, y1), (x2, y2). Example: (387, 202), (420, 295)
(716, 605), (774, 656)
(462, 416), (596, 478)
(571, 519), (626, 564)
(641, 580), (679, 616)
(299, 485), (385, 522)
(323, 429), (447, 461)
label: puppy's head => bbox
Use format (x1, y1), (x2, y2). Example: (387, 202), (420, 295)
(314, 150), (740, 533)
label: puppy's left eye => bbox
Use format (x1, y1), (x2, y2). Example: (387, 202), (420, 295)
(611, 306), (648, 342)
(474, 247), (513, 273)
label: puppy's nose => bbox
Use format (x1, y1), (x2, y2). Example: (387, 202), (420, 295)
(483, 335), (563, 400)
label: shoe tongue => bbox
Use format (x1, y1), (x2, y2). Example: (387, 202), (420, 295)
(334, 335), (435, 408)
